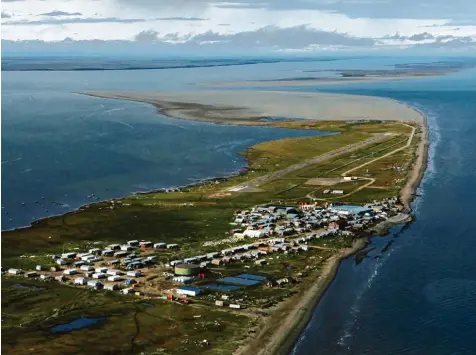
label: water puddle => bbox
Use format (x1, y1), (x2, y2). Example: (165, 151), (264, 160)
(51, 317), (107, 333)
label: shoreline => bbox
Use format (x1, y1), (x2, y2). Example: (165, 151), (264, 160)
(234, 106), (429, 355)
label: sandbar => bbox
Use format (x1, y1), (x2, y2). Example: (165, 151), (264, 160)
(80, 90), (423, 124)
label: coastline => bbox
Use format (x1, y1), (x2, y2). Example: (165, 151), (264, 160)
(235, 237), (369, 355)
(234, 106), (429, 354)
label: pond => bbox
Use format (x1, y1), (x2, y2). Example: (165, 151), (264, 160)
(51, 317), (107, 333)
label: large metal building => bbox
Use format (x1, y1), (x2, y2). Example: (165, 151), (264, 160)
(174, 263), (201, 276)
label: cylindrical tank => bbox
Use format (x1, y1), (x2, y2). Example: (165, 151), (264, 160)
(174, 263), (201, 276)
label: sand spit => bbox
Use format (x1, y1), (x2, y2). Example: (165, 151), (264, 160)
(202, 75), (432, 88)
(80, 90), (423, 124)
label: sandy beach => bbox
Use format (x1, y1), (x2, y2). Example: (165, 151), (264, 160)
(80, 90), (423, 124)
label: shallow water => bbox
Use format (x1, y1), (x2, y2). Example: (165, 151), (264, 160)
(51, 317), (107, 333)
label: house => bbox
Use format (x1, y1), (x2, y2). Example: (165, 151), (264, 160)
(122, 288), (135, 294)
(127, 240), (140, 247)
(114, 251), (128, 258)
(55, 275), (66, 282)
(169, 260), (183, 267)
(166, 244), (179, 249)
(328, 220), (348, 230)
(95, 267), (108, 273)
(74, 277), (88, 285)
(103, 283), (119, 291)
(106, 269), (123, 276)
(80, 265), (94, 272)
(40, 274), (53, 280)
(331, 190), (344, 195)
(139, 241), (153, 248)
(107, 259), (120, 266)
(92, 273), (107, 279)
(61, 252), (76, 259)
(56, 259), (70, 266)
(255, 259), (267, 266)
(74, 261), (86, 267)
(126, 270), (142, 278)
(107, 275), (123, 282)
(35, 265), (43, 271)
(24, 271), (38, 278)
(89, 248), (102, 255)
(108, 244), (121, 250)
(87, 280), (103, 289)
(154, 243), (166, 249)
(101, 250), (114, 257)
(63, 269), (78, 275)
(176, 286), (201, 297)
(145, 256), (158, 263)
(120, 245), (133, 251)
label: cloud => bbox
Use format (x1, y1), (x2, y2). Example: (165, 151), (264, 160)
(1, 12), (12, 18)
(384, 32), (436, 41)
(414, 36), (476, 49)
(2, 17), (147, 26)
(40, 11), (83, 17)
(155, 17), (207, 21)
(113, 0), (476, 21)
(189, 25), (376, 48)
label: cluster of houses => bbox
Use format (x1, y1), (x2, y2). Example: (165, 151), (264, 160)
(5, 239), (182, 291)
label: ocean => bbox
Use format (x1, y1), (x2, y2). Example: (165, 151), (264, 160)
(2, 56), (476, 355)
(292, 66), (476, 354)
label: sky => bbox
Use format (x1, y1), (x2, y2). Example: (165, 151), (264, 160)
(2, 0), (476, 55)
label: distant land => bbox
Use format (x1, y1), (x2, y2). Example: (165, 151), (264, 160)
(0, 56), (343, 71)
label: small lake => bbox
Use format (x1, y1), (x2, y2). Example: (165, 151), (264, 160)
(51, 317), (107, 333)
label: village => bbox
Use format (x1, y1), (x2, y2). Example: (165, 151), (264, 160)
(4, 198), (400, 309)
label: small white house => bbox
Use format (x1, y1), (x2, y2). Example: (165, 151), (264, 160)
(40, 274), (52, 280)
(35, 265), (43, 271)
(95, 267), (108, 273)
(126, 270), (142, 277)
(80, 265), (94, 272)
(166, 244), (179, 249)
(87, 280), (102, 289)
(154, 243), (166, 249)
(106, 269), (123, 276)
(74, 277), (88, 285)
(176, 286), (201, 297)
(107, 275), (123, 282)
(92, 273), (106, 279)
(63, 269), (78, 275)
(127, 240), (139, 247)
(104, 283), (119, 291)
(61, 252), (76, 259)
(56, 259), (69, 266)
(120, 245), (133, 251)
(122, 287), (135, 294)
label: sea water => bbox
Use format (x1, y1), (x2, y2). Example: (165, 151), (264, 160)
(292, 66), (476, 355)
